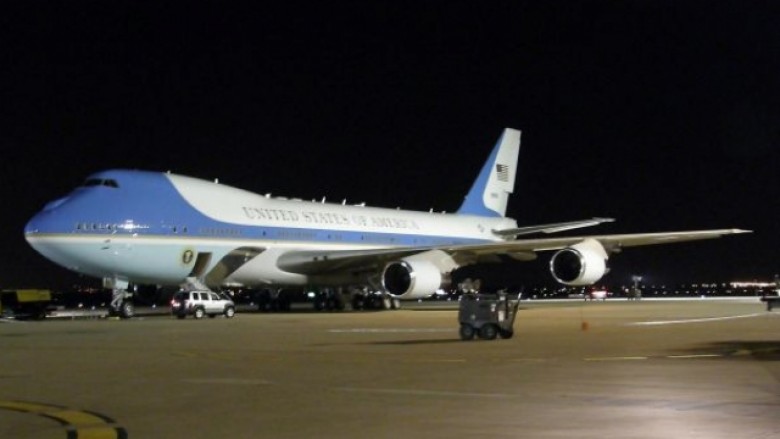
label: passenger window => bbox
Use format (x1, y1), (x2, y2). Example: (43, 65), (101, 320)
(200, 292), (208, 300)
(210, 293), (220, 300)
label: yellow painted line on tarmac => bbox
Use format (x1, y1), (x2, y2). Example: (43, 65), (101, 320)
(0, 400), (55, 412)
(0, 400), (127, 438)
(71, 426), (122, 439)
(47, 409), (108, 426)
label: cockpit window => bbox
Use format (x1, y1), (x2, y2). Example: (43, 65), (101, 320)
(82, 178), (119, 188)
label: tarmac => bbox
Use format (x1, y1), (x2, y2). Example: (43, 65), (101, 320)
(1, 298), (779, 438)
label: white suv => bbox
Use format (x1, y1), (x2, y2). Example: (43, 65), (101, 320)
(171, 290), (236, 319)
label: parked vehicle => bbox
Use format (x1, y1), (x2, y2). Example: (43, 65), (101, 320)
(0, 289), (52, 319)
(170, 290), (235, 319)
(458, 291), (520, 341)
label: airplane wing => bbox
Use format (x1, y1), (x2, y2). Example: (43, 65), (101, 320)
(492, 217), (615, 237)
(276, 228), (751, 275)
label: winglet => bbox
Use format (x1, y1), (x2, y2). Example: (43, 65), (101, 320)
(457, 128), (521, 217)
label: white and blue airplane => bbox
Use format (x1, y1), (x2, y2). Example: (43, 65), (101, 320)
(24, 128), (749, 316)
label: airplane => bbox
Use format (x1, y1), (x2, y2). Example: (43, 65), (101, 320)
(24, 128), (750, 317)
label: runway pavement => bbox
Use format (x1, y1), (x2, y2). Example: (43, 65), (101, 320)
(1, 298), (779, 438)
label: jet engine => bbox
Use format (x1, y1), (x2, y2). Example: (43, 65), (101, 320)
(382, 259), (446, 299)
(549, 239), (609, 286)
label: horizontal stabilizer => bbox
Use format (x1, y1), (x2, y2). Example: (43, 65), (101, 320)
(493, 217), (615, 238)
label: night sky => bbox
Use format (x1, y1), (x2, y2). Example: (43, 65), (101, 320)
(3, 2), (779, 289)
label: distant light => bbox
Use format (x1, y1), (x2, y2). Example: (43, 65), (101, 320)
(731, 281), (773, 288)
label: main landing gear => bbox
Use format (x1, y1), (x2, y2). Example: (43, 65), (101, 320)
(105, 278), (135, 319)
(312, 289), (346, 311)
(313, 288), (400, 311)
(252, 288), (402, 313)
(108, 288), (135, 319)
(349, 289), (401, 311)
(255, 289), (293, 312)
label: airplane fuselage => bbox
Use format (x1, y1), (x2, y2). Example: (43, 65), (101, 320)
(25, 170), (517, 288)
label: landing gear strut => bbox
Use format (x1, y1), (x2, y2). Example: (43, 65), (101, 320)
(109, 289), (134, 318)
(105, 278), (135, 319)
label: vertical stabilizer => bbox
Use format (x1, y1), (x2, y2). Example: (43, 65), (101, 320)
(457, 128), (521, 217)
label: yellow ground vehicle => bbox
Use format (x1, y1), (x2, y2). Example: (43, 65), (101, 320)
(0, 289), (52, 319)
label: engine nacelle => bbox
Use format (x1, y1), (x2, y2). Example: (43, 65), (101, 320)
(382, 259), (445, 299)
(549, 239), (609, 286)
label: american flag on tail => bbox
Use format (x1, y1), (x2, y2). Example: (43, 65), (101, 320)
(495, 163), (509, 182)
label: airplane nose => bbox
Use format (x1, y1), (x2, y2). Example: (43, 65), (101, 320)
(25, 213), (51, 261)
(25, 212), (44, 237)
(24, 201), (84, 272)
(25, 196), (71, 237)
(25, 218), (36, 237)
(24, 211), (52, 251)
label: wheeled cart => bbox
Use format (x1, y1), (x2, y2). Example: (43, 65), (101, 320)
(458, 292), (521, 341)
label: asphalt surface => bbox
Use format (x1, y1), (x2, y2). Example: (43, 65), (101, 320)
(1, 299), (779, 438)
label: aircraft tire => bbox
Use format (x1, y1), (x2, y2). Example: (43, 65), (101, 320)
(499, 329), (514, 339)
(368, 295), (383, 309)
(119, 302), (134, 319)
